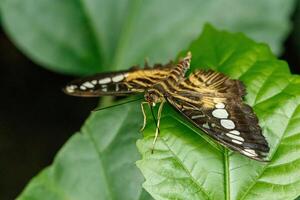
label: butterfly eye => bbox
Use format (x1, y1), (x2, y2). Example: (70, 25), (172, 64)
(144, 93), (151, 102)
(144, 91), (158, 104)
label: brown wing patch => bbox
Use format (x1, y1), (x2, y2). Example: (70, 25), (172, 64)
(167, 69), (269, 161)
(181, 69), (246, 98)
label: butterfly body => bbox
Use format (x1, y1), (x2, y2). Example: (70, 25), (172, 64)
(64, 52), (269, 161)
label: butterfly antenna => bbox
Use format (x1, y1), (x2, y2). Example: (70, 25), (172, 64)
(92, 97), (143, 112)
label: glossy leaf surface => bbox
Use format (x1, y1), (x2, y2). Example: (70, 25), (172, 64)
(17, 26), (300, 200)
(17, 102), (153, 200)
(137, 25), (300, 200)
(0, 0), (295, 75)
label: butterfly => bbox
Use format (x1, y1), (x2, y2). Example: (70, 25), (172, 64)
(63, 52), (269, 161)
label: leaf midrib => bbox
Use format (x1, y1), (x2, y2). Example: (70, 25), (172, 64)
(86, 130), (115, 200)
(84, 105), (135, 200)
(112, 0), (141, 68)
(158, 134), (212, 200)
(169, 114), (230, 200)
(223, 149), (230, 200)
(78, 0), (104, 66)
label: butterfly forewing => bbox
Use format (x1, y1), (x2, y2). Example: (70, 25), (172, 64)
(167, 70), (269, 161)
(63, 63), (173, 97)
(63, 54), (270, 161)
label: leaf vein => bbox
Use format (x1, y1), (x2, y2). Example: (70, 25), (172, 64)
(160, 134), (212, 200)
(239, 102), (300, 200)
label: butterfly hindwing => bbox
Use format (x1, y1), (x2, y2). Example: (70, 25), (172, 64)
(167, 70), (269, 161)
(63, 63), (173, 97)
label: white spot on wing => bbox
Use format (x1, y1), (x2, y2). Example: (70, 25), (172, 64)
(80, 85), (87, 90)
(215, 102), (225, 109)
(83, 82), (94, 88)
(229, 130), (240, 135)
(101, 85), (107, 92)
(241, 149), (256, 157)
(112, 74), (124, 82)
(202, 122), (210, 129)
(226, 133), (244, 142)
(66, 87), (74, 93)
(115, 84), (119, 91)
(221, 119), (235, 129)
(244, 148), (257, 156)
(232, 139), (242, 145)
(212, 109), (228, 119)
(66, 85), (77, 93)
(91, 80), (97, 85)
(99, 78), (111, 84)
(191, 114), (205, 119)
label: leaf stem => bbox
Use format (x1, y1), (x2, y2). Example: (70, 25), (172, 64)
(99, 96), (114, 108)
(224, 148), (230, 200)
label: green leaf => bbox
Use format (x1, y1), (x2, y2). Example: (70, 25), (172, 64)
(17, 101), (153, 200)
(16, 25), (300, 199)
(0, 0), (295, 75)
(137, 25), (300, 200)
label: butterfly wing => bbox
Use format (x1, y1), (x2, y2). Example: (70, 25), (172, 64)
(63, 63), (173, 97)
(167, 70), (269, 161)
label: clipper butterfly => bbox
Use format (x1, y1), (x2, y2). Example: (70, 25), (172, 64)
(64, 52), (269, 161)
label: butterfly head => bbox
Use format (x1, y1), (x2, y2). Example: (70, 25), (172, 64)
(144, 89), (164, 107)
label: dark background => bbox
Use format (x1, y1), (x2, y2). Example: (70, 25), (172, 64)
(1, 5), (300, 200)
(0, 28), (98, 199)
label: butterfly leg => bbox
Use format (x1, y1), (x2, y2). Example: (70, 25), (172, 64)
(140, 102), (149, 132)
(151, 100), (165, 153)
